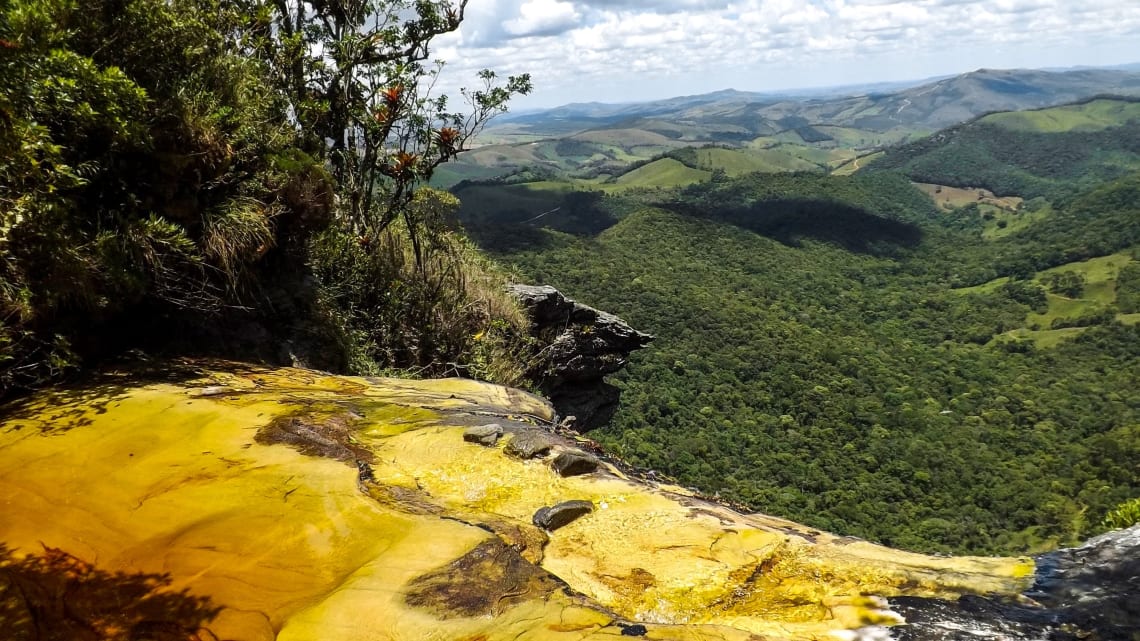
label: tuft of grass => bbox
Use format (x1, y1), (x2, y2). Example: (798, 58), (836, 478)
(203, 197), (277, 290)
(1103, 497), (1140, 529)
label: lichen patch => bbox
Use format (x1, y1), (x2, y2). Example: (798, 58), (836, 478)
(404, 539), (564, 619)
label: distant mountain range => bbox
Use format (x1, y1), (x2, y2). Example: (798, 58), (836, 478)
(489, 67), (1140, 138)
(434, 66), (1140, 188)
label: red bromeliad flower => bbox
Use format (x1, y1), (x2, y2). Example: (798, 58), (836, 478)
(435, 127), (460, 150)
(392, 151), (417, 177)
(382, 85), (403, 107)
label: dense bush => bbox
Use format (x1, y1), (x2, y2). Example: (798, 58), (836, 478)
(0, 0), (531, 396)
(309, 189), (533, 386)
(0, 0), (323, 392)
(1116, 262), (1140, 314)
(1104, 497), (1140, 529)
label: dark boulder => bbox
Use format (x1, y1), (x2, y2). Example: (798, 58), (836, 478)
(504, 430), (556, 459)
(550, 450), (600, 477)
(508, 284), (653, 430)
(463, 423), (503, 446)
(533, 500), (594, 531)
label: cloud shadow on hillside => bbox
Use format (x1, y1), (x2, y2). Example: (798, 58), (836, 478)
(666, 198), (925, 255)
(461, 190), (618, 253)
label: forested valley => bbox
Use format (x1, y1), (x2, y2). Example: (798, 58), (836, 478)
(468, 112), (1140, 555)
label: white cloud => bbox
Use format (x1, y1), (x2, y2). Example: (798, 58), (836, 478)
(427, 0), (1140, 107)
(503, 0), (582, 36)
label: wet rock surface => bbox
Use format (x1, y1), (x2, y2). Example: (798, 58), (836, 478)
(509, 284), (653, 430)
(533, 500), (595, 531)
(3, 362), (1121, 641)
(891, 524), (1140, 640)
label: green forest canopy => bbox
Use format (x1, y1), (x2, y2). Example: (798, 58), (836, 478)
(479, 170), (1140, 555)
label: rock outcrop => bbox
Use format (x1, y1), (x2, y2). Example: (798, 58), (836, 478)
(533, 500), (595, 531)
(463, 423), (504, 446)
(504, 429), (556, 459)
(891, 524), (1140, 640)
(550, 450), (600, 477)
(0, 361), (1133, 641)
(508, 284), (653, 430)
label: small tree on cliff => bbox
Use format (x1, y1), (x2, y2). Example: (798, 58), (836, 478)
(234, 0), (531, 266)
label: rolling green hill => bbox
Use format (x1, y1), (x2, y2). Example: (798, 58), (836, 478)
(492, 69), (1140, 143)
(451, 99), (1140, 557)
(681, 147), (825, 174)
(612, 157), (711, 188)
(979, 98), (1140, 132)
(863, 97), (1140, 202)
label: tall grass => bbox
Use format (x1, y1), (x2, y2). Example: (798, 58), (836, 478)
(309, 189), (534, 387)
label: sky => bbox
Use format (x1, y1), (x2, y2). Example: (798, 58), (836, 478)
(429, 0), (1140, 109)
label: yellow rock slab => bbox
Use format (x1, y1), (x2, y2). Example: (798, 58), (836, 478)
(0, 362), (1034, 641)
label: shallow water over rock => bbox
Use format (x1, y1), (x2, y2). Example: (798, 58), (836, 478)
(0, 362), (1053, 640)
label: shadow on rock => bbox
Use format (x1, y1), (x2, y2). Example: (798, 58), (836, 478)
(0, 358), (239, 435)
(0, 543), (222, 641)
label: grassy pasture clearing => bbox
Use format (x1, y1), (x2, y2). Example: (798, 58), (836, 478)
(980, 99), (1140, 133)
(914, 183), (1023, 211)
(691, 148), (822, 175)
(957, 251), (1136, 341)
(994, 327), (1089, 348)
(430, 163), (509, 188)
(611, 158), (711, 189)
(982, 205), (1052, 240)
(813, 126), (918, 149)
(832, 152), (883, 175)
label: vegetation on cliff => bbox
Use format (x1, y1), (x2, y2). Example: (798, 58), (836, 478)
(0, 0), (532, 396)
